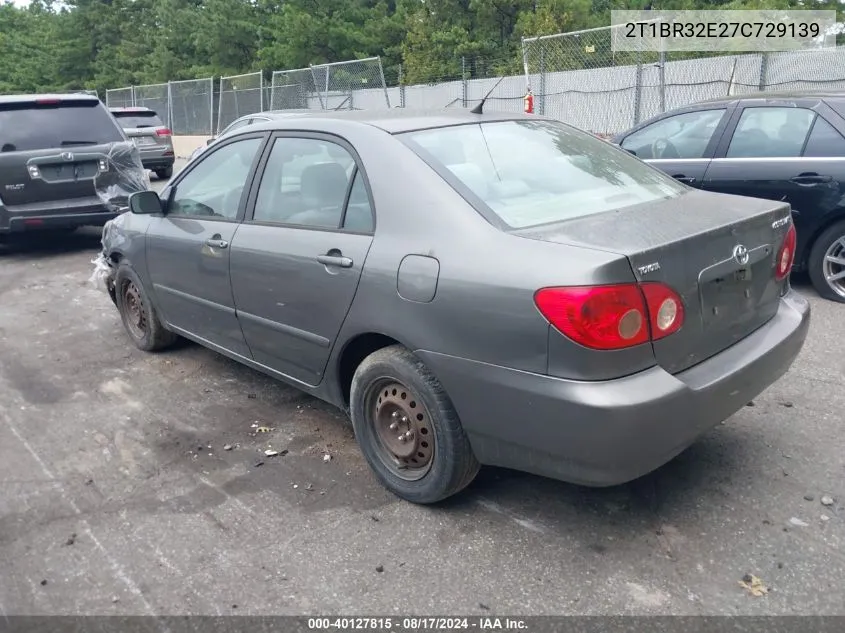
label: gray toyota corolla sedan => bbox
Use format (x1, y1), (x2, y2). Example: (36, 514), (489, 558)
(94, 109), (810, 504)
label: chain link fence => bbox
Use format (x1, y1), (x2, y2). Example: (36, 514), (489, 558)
(133, 82), (170, 126)
(100, 47), (845, 139)
(309, 57), (391, 110)
(105, 87), (134, 109)
(522, 24), (845, 136)
(170, 78), (214, 135)
(217, 72), (263, 133)
(270, 68), (320, 110)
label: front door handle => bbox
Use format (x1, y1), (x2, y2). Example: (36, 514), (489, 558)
(205, 238), (229, 249)
(790, 173), (832, 185)
(317, 254), (353, 268)
(672, 174), (696, 184)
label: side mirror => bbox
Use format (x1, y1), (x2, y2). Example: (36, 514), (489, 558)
(206, 137), (215, 146)
(129, 190), (163, 215)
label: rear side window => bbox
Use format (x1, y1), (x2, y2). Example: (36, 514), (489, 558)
(112, 111), (165, 129)
(401, 120), (685, 229)
(0, 101), (124, 152)
(803, 116), (845, 157)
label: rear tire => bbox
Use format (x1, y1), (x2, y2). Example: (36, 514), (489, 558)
(114, 262), (177, 351)
(349, 345), (480, 504)
(155, 166), (173, 180)
(808, 220), (845, 303)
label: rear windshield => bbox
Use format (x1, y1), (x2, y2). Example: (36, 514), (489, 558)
(400, 120), (686, 229)
(0, 100), (124, 152)
(112, 111), (165, 129)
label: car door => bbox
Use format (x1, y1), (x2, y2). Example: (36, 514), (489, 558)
(618, 106), (732, 186)
(145, 133), (266, 357)
(229, 133), (375, 387)
(701, 101), (845, 260)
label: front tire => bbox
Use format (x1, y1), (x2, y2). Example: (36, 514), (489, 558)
(808, 220), (845, 303)
(114, 263), (177, 351)
(349, 345), (480, 504)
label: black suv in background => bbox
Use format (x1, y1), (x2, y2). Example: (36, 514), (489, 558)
(612, 91), (845, 302)
(0, 94), (138, 241)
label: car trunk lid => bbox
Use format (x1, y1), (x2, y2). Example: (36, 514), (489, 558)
(515, 188), (793, 374)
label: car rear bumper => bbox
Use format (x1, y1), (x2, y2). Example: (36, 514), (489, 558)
(0, 196), (119, 233)
(416, 289), (811, 487)
(137, 147), (174, 170)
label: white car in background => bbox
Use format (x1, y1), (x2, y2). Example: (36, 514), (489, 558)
(188, 110), (313, 163)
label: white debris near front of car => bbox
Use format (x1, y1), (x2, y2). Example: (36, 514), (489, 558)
(89, 253), (113, 294)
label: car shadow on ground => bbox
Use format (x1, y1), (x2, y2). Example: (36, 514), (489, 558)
(0, 227), (103, 258)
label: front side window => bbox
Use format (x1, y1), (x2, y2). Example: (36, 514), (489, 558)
(252, 137), (367, 230)
(169, 137), (262, 220)
(402, 120), (685, 229)
(726, 106), (815, 158)
(621, 109), (726, 159)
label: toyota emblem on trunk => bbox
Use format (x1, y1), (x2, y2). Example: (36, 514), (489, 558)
(733, 244), (749, 265)
(61, 152), (74, 161)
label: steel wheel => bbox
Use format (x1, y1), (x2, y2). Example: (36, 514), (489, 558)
(122, 280), (147, 340)
(368, 379), (435, 481)
(822, 235), (845, 299)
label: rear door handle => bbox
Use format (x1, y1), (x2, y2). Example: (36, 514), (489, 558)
(790, 173), (832, 185)
(205, 238), (229, 249)
(317, 254), (353, 268)
(672, 174), (696, 184)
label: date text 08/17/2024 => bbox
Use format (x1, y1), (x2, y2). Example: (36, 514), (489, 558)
(307, 617), (529, 631)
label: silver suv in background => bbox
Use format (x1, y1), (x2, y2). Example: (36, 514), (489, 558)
(110, 107), (175, 180)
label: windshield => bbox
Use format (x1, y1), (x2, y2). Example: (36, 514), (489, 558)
(112, 111), (165, 129)
(400, 120), (686, 229)
(0, 101), (124, 152)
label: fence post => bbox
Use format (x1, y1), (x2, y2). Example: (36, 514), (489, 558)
(399, 64), (406, 108)
(260, 73), (265, 112)
(167, 81), (173, 130)
(658, 50), (666, 113)
(633, 50), (643, 126)
(379, 62), (390, 108)
(758, 52), (769, 92)
(539, 47), (546, 116)
(131, 86), (136, 107)
(461, 57), (468, 108)
(216, 77), (223, 135)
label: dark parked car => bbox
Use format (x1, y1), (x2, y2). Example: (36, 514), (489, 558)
(0, 94), (145, 241)
(110, 107), (175, 180)
(95, 109), (809, 503)
(613, 91), (845, 302)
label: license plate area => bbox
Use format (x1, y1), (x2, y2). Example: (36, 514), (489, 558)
(701, 267), (760, 329)
(40, 161), (98, 183)
(133, 137), (156, 146)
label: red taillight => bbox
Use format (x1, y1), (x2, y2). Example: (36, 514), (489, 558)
(35, 98), (61, 105)
(534, 282), (685, 351)
(156, 128), (172, 137)
(640, 282), (684, 340)
(775, 224), (797, 281)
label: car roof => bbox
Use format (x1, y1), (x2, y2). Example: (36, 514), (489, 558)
(0, 93), (100, 105)
(696, 90), (845, 106)
(246, 108), (544, 134)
